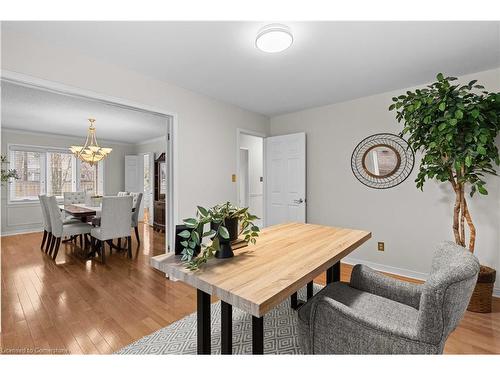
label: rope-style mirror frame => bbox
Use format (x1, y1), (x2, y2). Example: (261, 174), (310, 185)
(351, 133), (415, 189)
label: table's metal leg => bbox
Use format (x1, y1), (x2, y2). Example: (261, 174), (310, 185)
(221, 301), (232, 355)
(197, 289), (211, 354)
(326, 261), (341, 284)
(307, 281), (314, 300)
(252, 316), (264, 354)
(290, 292), (298, 309)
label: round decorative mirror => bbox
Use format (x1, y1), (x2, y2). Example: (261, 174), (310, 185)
(351, 133), (414, 189)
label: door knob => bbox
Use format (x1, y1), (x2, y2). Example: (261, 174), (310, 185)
(294, 198), (304, 204)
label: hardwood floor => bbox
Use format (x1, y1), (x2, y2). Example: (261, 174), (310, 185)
(1, 224), (499, 354)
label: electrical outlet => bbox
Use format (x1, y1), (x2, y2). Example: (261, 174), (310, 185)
(377, 242), (385, 252)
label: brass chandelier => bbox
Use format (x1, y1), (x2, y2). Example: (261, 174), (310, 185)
(70, 118), (112, 166)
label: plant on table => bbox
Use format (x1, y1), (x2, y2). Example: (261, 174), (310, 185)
(178, 202), (260, 270)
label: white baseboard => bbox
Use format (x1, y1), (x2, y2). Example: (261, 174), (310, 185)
(1, 228), (43, 237)
(342, 256), (500, 298)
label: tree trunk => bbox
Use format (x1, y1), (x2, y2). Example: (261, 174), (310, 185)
(452, 184), (463, 246)
(462, 197), (476, 253)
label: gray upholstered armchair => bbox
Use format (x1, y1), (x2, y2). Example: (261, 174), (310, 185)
(298, 242), (479, 354)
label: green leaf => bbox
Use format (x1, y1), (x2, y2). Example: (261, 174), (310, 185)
(178, 230), (191, 239)
(471, 109), (480, 118)
(197, 206), (209, 217)
(436, 73), (444, 81)
(183, 218), (198, 228)
(477, 145), (487, 155)
(465, 155), (472, 167)
(218, 226), (229, 240)
(203, 229), (216, 238)
(180, 241), (188, 247)
(191, 230), (200, 244)
(438, 102), (446, 111)
(477, 185), (488, 195)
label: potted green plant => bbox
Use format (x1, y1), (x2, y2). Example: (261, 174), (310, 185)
(1, 155), (19, 184)
(178, 202), (260, 270)
(389, 73), (500, 312)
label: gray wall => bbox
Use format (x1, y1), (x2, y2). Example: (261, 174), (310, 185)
(0, 129), (135, 234)
(270, 68), (500, 292)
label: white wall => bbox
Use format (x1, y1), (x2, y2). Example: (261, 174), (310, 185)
(270, 68), (500, 291)
(0, 129), (136, 234)
(1, 30), (270, 225)
(239, 134), (264, 223)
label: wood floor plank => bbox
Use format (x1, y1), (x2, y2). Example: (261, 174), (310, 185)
(1, 222), (499, 354)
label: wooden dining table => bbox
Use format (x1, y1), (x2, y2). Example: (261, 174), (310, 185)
(59, 203), (134, 226)
(158, 222), (371, 355)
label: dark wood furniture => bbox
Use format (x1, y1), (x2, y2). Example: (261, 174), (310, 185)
(153, 153), (166, 232)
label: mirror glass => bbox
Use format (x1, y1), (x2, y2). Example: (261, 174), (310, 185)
(362, 145), (400, 177)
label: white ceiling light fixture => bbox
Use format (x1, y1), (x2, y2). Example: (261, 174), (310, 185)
(255, 24), (293, 53)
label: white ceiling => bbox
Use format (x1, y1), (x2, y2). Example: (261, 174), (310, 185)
(2, 21), (500, 116)
(1, 81), (167, 143)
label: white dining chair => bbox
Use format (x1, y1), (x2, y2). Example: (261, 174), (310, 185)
(63, 191), (86, 204)
(46, 196), (92, 261)
(90, 196), (133, 264)
(129, 192), (143, 244)
(38, 195), (52, 252)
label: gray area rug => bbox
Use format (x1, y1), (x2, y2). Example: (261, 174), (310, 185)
(117, 284), (322, 354)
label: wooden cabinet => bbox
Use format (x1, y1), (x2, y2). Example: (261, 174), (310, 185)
(153, 153), (166, 232)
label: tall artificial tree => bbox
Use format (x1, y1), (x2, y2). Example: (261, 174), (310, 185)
(389, 73), (500, 252)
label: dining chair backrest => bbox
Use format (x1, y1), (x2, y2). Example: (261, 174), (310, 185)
(100, 196), (133, 239)
(64, 191), (86, 205)
(117, 191), (129, 197)
(130, 192), (143, 227)
(46, 196), (64, 238)
(38, 194), (51, 232)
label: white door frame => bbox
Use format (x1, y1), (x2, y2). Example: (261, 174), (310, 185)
(1, 70), (179, 252)
(236, 128), (267, 227)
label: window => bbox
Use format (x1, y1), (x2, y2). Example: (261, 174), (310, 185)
(8, 145), (104, 202)
(47, 152), (74, 198)
(9, 150), (44, 201)
(79, 162), (101, 195)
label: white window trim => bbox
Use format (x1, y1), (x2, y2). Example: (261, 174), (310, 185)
(7, 143), (104, 205)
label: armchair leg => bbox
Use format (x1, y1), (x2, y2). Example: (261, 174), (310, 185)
(134, 226), (140, 245)
(41, 230), (48, 250)
(52, 238), (61, 261)
(117, 238), (122, 251)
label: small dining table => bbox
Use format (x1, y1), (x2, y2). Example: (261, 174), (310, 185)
(159, 222), (371, 355)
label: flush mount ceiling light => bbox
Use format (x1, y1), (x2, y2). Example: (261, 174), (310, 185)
(255, 24), (293, 53)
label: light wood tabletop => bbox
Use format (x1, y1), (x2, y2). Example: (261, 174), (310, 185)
(160, 222), (371, 317)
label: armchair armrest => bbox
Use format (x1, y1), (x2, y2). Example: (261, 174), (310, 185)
(350, 264), (422, 309)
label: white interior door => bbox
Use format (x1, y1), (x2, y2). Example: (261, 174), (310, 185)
(239, 148), (249, 207)
(265, 133), (306, 226)
(125, 155), (144, 221)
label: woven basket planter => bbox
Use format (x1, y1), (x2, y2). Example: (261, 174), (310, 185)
(467, 265), (496, 313)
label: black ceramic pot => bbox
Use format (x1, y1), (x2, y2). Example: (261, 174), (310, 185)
(210, 217), (239, 242)
(225, 217), (239, 242)
(215, 240), (234, 259)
